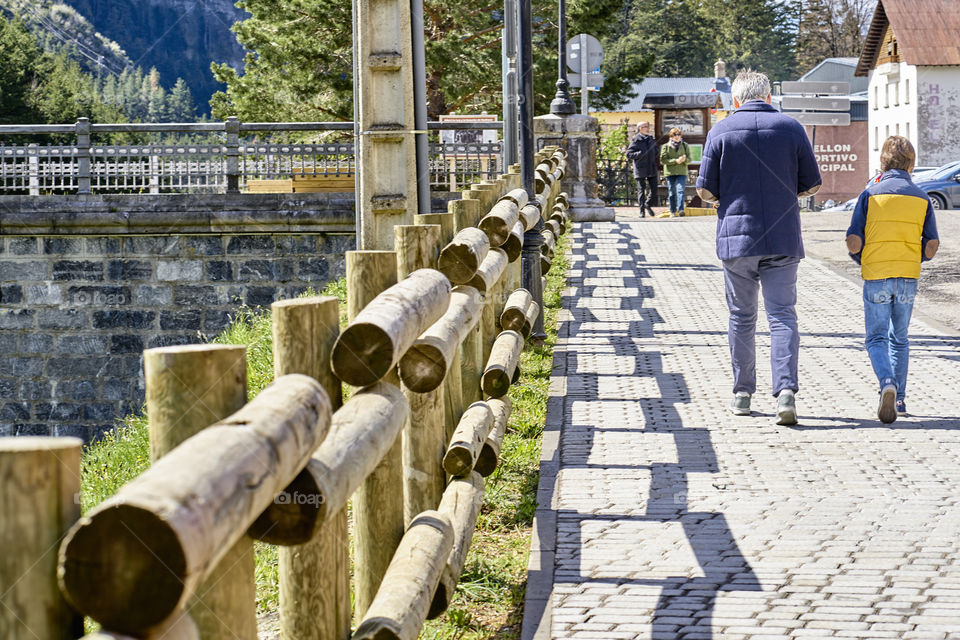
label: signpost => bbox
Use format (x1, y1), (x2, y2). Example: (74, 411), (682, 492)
(780, 81), (851, 209)
(567, 34), (603, 115)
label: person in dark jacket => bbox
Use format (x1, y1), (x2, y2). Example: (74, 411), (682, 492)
(696, 69), (821, 425)
(625, 121), (658, 217)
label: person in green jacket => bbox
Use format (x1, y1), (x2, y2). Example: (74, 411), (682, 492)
(660, 127), (690, 217)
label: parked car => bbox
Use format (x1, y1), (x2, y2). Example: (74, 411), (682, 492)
(822, 197), (857, 212)
(914, 160), (960, 210)
(912, 165), (940, 180)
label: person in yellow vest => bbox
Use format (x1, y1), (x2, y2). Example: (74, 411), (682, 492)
(845, 136), (940, 423)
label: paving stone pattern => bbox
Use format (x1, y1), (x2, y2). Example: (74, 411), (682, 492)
(525, 218), (960, 639)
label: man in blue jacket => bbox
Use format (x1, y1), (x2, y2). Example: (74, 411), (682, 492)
(696, 70), (821, 425)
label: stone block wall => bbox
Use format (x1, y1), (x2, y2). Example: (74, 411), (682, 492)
(0, 193), (355, 441)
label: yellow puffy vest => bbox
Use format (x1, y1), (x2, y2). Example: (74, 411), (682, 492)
(861, 192), (927, 280)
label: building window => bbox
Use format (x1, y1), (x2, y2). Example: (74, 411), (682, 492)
(906, 122), (910, 139)
(895, 81), (900, 106)
(885, 125), (890, 140)
(905, 79), (910, 104)
(885, 84), (889, 108)
(896, 123), (900, 135)
(874, 127), (879, 150)
(874, 86), (878, 109)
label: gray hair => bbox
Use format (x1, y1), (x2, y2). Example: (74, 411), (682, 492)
(731, 70), (771, 103)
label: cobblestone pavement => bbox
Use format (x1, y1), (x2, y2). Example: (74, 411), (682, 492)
(523, 215), (960, 640)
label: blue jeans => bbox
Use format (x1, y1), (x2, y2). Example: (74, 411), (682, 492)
(863, 277), (916, 400)
(666, 174), (686, 214)
(722, 255), (801, 396)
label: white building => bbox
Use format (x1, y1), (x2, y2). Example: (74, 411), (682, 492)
(854, 0), (960, 176)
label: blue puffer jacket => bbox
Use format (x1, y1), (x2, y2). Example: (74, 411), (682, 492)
(696, 100), (821, 260)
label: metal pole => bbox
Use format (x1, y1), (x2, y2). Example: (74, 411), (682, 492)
(352, 0), (362, 248)
(579, 33), (589, 115)
(411, 0), (431, 213)
(517, 0), (545, 341)
(550, 0), (575, 115)
(502, 0), (519, 166)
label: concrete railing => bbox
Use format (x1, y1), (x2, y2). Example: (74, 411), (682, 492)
(0, 148), (569, 640)
(0, 119), (504, 195)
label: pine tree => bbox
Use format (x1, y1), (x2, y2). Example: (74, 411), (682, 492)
(795, 0), (874, 75)
(168, 78), (196, 121)
(0, 16), (45, 124)
(698, 0), (795, 80)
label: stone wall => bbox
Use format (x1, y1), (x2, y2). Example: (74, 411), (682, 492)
(0, 193), (355, 441)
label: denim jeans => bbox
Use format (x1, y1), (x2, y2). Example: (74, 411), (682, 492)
(666, 174), (686, 214)
(863, 277), (916, 400)
(722, 255), (801, 396)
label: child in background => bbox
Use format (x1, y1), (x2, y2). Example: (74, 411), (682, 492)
(845, 136), (939, 423)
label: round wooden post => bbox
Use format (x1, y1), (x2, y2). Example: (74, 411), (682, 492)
(143, 344), (254, 640)
(272, 297), (350, 640)
(395, 225), (447, 526)
(347, 250), (405, 620)
(0, 437), (83, 640)
(459, 287), (484, 409)
(414, 213), (454, 246)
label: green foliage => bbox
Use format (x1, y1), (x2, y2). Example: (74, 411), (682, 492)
(795, 0), (873, 75)
(600, 123), (629, 160)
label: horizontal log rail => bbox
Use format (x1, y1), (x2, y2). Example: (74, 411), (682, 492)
(0, 148), (569, 640)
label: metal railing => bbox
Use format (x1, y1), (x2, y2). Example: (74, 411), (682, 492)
(0, 118), (503, 195)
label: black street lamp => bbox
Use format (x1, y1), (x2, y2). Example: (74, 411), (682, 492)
(549, 0), (576, 116)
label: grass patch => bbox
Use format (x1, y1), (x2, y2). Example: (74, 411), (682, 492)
(76, 236), (568, 636)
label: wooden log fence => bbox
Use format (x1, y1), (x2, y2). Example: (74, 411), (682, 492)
(2, 149), (569, 640)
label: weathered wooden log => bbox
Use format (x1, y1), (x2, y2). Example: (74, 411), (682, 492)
(541, 229), (556, 257)
(498, 187), (529, 208)
(414, 212), (455, 245)
(507, 251), (522, 297)
(468, 182), (499, 217)
(140, 344), (254, 640)
(500, 288), (533, 333)
(481, 330), (524, 398)
(466, 247), (508, 294)
(478, 199), (520, 247)
(437, 227), (490, 285)
(267, 296), (349, 640)
(442, 401), (494, 476)
(545, 218), (562, 242)
(59, 374), (331, 635)
(345, 250), (404, 619)
(351, 511), (454, 640)
(448, 197), (481, 232)
(501, 220), (524, 263)
(332, 268), (451, 386)
(428, 472), (486, 618)
(556, 192), (569, 207)
(251, 382), (406, 543)
(80, 611), (199, 640)
(550, 206), (567, 233)
(475, 397), (512, 477)
(396, 225), (448, 527)
(443, 344), (465, 443)
(541, 252), (552, 275)
(535, 191), (550, 215)
(1, 437), (82, 640)
(519, 203), (541, 231)
(399, 286), (483, 392)
(521, 299), (541, 338)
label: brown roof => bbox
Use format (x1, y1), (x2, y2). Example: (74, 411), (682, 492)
(855, 0), (960, 76)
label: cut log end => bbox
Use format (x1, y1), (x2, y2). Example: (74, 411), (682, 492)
(247, 467), (324, 545)
(60, 504), (187, 634)
(398, 343), (447, 393)
(480, 369), (511, 398)
(441, 447), (474, 477)
(437, 252), (478, 285)
(331, 323), (394, 386)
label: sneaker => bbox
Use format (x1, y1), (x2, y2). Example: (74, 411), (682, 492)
(776, 390), (797, 425)
(877, 380), (897, 424)
(896, 399), (907, 416)
(729, 392), (751, 416)
(678, 210), (686, 217)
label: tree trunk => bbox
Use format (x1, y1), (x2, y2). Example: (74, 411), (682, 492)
(475, 397), (512, 477)
(481, 330), (524, 398)
(442, 402), (494, 476)
(0, 437), (83, 640)
(399, 286), (483, 392)
(428, 472), (485, 617)
(59, 374), (331, 636)
(437, 227), (490, 285)
(332, 268), (451, 387)
(352, 511), (453, 640)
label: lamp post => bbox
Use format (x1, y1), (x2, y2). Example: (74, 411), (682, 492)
(549, 0), (575, 116)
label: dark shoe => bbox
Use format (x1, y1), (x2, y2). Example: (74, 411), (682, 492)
(896, 399), (907, 416)
(776, 390), (797, 425)
(729, 393), (751, 416)
(878, 380), (897, 424)
(678, 210), (686, 217)
(646, 207), (656, 217)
